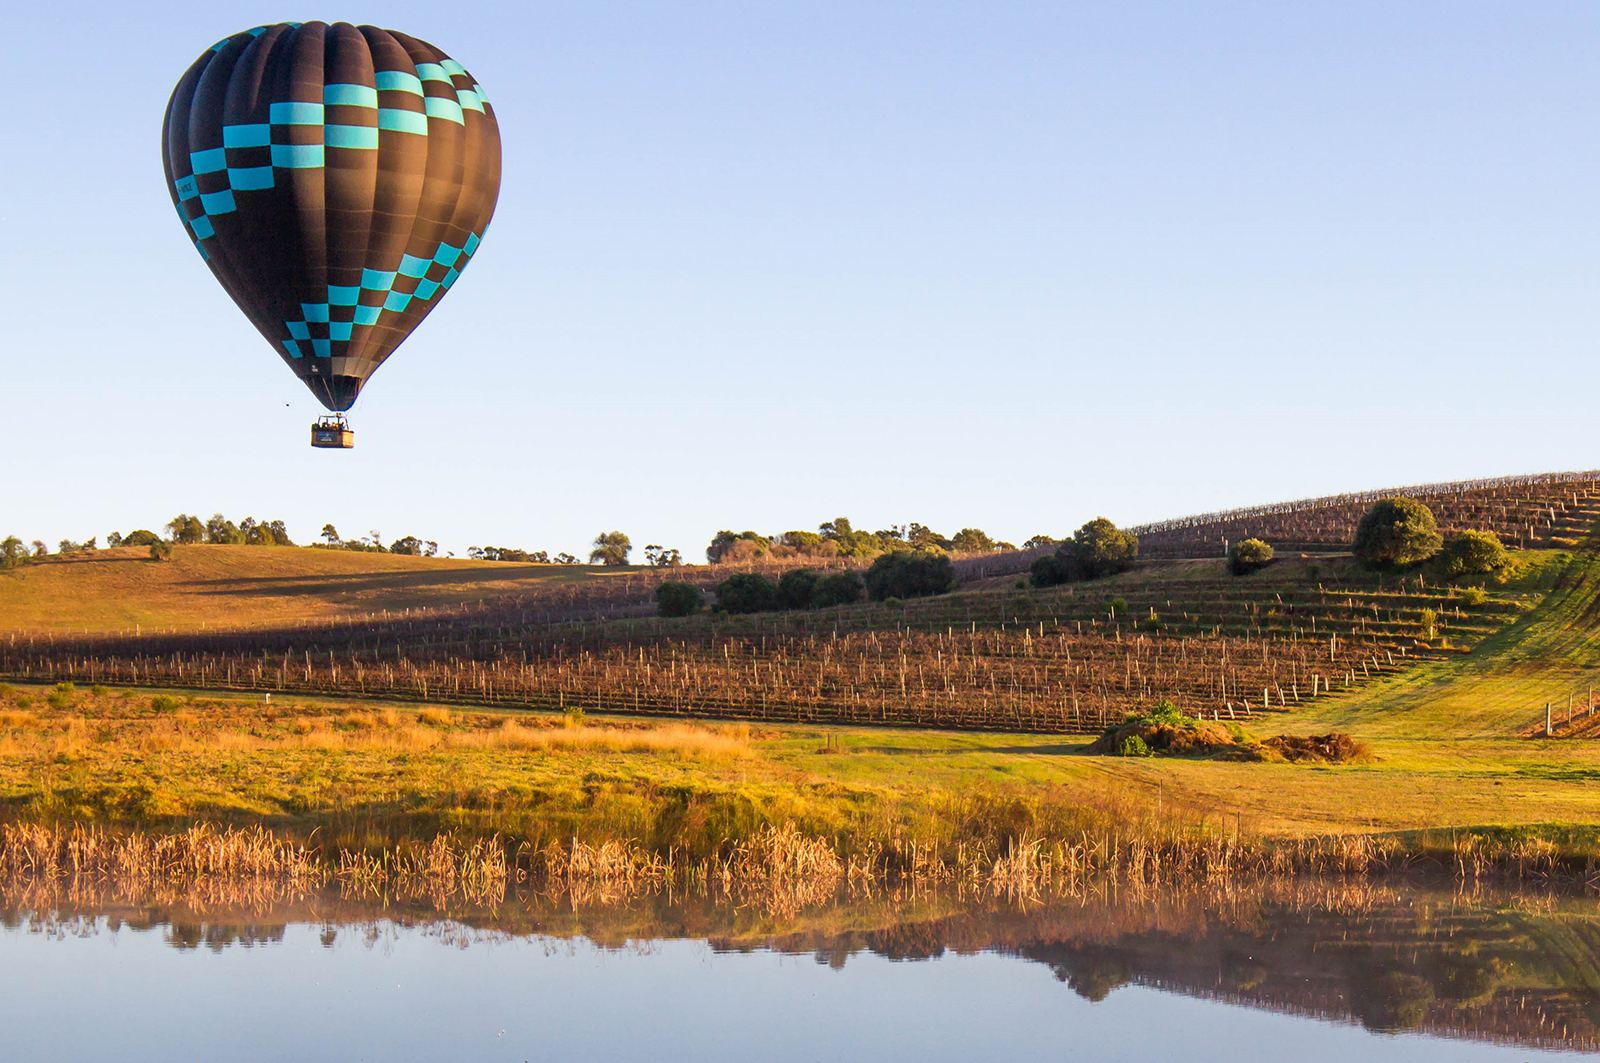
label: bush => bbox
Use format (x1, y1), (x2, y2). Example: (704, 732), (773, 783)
(1458, 586), (1489, 607)
(149, 694), (179, 713)
(1117, 734), (1152, 757)
(656, 581), (702, 618)
(716, 573), (776, 614)
(811, 572), (864, 607)
(1228, 538), (1275, 576)
(1352, 497), (1442, 569)
(864, 550), (954, 601)
(1435, 530), (1507, 578)
(149, 541), (173, 561)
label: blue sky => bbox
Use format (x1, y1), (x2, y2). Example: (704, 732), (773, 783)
(4, 2), (1599, 558)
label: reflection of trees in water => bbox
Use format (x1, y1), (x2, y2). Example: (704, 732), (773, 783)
(4, 878), (1600, 1050)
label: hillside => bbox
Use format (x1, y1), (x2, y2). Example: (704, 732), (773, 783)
(0, 546), (627, 634)
(1134, 469), (1600, 558)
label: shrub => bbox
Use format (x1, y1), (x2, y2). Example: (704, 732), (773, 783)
(656, 581), (703, 618)
(1229, 538), (1275, 575)
(1117, 734), (1152, 757)
(149, 541), (173, 561)
(812, 572), (863, 607)
(149, 695), (180, 713)
(1352, 497), (1442, 568)
(1435, 530), (1507, 578)
(47, 683), (75, 710)
(716, 573), (776, 614)
(1108, 597), (1128, 616)
(1458, 586), (1489, 607)
(864, 549), (954, 601)
(90, 685), (109, 697)
(776, 568), (822, 610)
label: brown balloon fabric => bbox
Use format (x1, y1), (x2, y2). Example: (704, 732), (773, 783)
(162, 23), (502, 411)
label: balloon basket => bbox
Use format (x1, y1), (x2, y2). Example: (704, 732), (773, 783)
(311, 416), (354, 449)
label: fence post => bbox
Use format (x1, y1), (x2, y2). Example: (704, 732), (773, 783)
(1546, 702), (1553, 737)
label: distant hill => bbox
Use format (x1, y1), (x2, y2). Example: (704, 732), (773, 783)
(0, 546), (625, 635)
(1132, 470), (1600, 559)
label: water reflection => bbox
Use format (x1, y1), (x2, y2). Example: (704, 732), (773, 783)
(4, 878), (1599, 1058)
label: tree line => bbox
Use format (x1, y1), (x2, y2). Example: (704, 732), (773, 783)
(703, 518), (1057, 564)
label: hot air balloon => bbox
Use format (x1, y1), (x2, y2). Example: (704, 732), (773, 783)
(162, 23), (501, 447)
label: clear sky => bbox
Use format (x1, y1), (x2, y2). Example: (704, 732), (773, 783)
(4, 2), (1599, 558)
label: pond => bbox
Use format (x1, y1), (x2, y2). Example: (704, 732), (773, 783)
(1, 879), (1595, 1061)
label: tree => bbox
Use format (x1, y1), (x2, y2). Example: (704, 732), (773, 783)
(205, 514), (246, 545)
(819, 518), (883, 558)
(1352, 498), (1442, 569)
(149, 540), (173, 562)
(1023, 535), (1057, 550)
(716, 572), (775, 614)
(554, 552), (579, 565)
(0, 536), (27, 570)
(656, 581), (702, 617)
(1228, 538), (1275, 576)
(865, 549), (954, 601)
(950, 528), (996, 552)
(812, 571), (863, 607)
(321, 524), (341, 545)
(776, 568), (823, 610)
(121, 529), (161, 547)
(1436, 530), (1507, 578)
(1030, 519), (1139, 587)
(167, 514), (205, 545)
(1073, 518), (1138, 576)
(389, 535), (425, 556)
(707, 530), (768, 563)
(644, 545), (683, 567)
(590, 531), (632, 566)
(30, 541), (46, 557)
(777, 530), (838, 557)
(906, 523), (951, 550)
(105, 532), (123, 547)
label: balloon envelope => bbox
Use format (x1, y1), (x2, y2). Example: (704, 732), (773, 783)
(162, 23), (502, 411)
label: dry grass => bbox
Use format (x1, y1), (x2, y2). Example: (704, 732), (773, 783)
(458, 719), (751, 759)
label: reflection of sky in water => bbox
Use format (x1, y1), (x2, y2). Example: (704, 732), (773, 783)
(0, 919), (1576, 1063)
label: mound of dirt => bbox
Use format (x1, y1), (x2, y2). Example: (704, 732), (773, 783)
(1084, 719), (1244, 758)
(1260, 732), (1367, 763)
